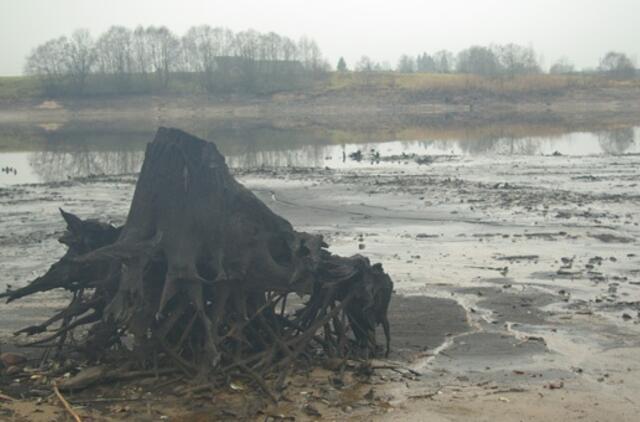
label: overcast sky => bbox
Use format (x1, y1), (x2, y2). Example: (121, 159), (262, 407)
(0, 0), (638, 75)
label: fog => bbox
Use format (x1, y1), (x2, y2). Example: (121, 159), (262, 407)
(1, 0), (638, 76)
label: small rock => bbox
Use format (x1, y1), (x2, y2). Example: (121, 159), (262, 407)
(324, 358), (344, 371)
(6, 365), (22, 376)
(0, 352), (27, 367)
(546, 381), (564, 390)
(364, 388), (375, 400)
(303, 404), (322, 417)
(622, 313), (632, 321)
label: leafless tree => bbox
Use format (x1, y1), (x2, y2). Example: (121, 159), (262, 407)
(145, 26), (180, 88)
(95, 26), (133, 91)
(24, 25), (325, 95)
(433, 50), (455, 73)
(65, 29), (97, 94)
(131, 26), (152, 76)
(599, 51), (636, 80)
(337, 57), (347, 72)
(549, 57), (575, 74)
(24, 36), (69, 94)
(298, 36), (327, 74)
(416, 53), (436, 73)
(396, 54), (416, 73)
(493, 44), (540, 77)
(456, 46), (500, 76)
(182, 25), (221, 91)
(281, 37), (298, 61)
(355, 56), (375, 72)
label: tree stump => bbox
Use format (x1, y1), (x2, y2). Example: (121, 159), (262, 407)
(1, 127), (393, 388)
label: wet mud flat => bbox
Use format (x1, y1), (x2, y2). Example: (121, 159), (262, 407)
(1, 152), (639, 420)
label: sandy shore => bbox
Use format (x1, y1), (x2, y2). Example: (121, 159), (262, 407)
(1, 150), (639, 420)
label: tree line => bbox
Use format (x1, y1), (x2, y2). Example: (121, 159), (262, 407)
(343, 45), (637, 80)
(25, 26), (329, 96)
(25, 27), (638, 97)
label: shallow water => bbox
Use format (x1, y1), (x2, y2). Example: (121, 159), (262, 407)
(0, 122), (638, 185)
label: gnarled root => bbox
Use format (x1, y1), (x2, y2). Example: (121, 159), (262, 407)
(2, 128), (394, 396)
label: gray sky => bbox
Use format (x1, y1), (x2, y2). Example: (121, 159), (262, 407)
(0, 0), (638, 75)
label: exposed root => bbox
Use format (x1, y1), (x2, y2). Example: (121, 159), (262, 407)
(2, 128), (394, 398)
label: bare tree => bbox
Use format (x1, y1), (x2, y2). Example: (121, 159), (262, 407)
(23, 25), (325, 95)
(24, 36), (69, 94)
(258, 32), (283, 85)
(298, 36), (327, 74)
(337, 57), (347, 72)
(493, 44), (540, 77)
(280, 37), (298, 61)
(456, 46), (500, 76)
(145, 26), (180, 89)
(355, 55), (375, 72)
(234, 29), (260, 60)
(182, 25), (220, 91)
(396, 54), (416, 73)
(65, 29), (96, 94)
(549, 57), (575, 74)
(599, 51), (636, 80)
(132, 26), (151, 77)
(416, 53), (436, 73)
(433, 50), (454, 73)
(95, 26), (133, 91)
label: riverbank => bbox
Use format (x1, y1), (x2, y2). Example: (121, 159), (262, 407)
(1, 74), (640, 128)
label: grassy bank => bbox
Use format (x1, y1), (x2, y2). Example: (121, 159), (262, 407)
(0, 76), (42, 101)
(325, 72), (640, 98)
(2, 72), (640, 103)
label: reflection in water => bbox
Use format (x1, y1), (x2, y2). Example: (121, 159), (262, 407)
(598, 127), (636, 155)
(29, 149), (144, 182)
(227, 144), (328, 168)
(426, 137), (541, 155)
(0, 122), (637, 185)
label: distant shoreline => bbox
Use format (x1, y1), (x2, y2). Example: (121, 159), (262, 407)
(0, 73), (640, 125)
(1, 83), (640, 128)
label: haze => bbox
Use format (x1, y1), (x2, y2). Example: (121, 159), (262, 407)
(0, 0), (638, 75)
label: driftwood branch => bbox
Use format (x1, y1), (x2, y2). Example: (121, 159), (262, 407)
(53, 384), (83, 422)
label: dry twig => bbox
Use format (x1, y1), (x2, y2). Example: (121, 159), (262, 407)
(53, 383), (83, 422)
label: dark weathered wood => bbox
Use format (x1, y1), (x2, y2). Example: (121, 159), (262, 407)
(1, 127), (393, 391)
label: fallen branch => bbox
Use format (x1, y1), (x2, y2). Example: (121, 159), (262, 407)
(53, 384), (83, 422)
(0, 392), (16, 401)
(408, 391), (440, 400)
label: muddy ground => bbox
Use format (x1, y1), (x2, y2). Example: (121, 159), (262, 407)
(0, 150), (639, 421)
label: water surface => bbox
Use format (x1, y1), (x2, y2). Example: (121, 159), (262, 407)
(0, 121), (637, 186)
